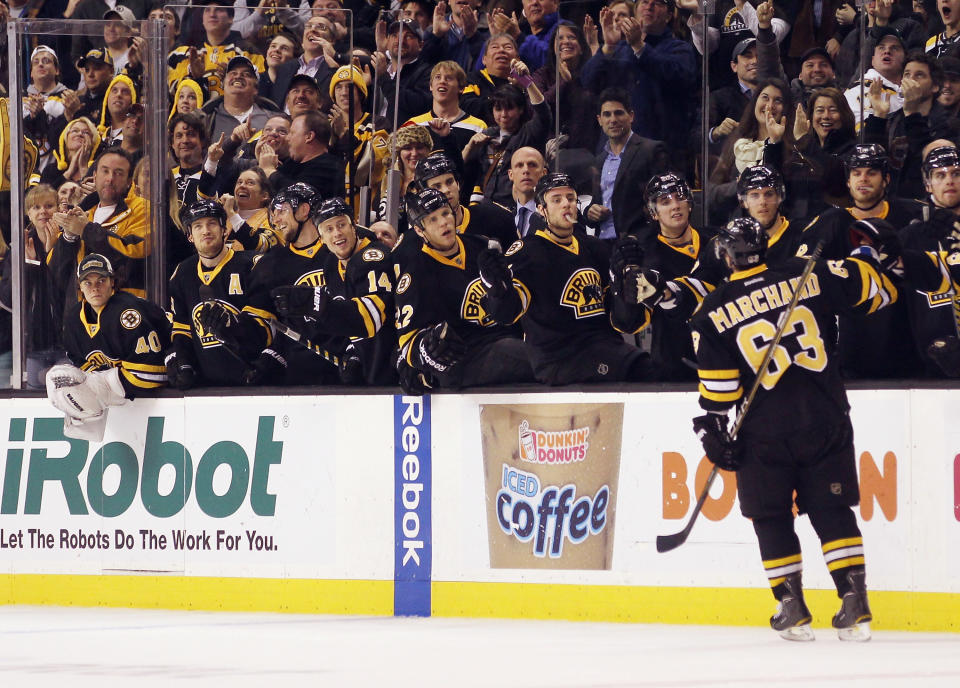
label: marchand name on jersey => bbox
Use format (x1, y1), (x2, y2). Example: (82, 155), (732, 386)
(708, 273), (822, 334)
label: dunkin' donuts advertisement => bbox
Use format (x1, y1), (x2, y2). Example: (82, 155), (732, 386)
(479, 403), (624, 570)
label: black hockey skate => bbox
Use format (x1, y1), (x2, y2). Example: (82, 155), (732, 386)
(832, 569), (872, 642)
(770, 573), (814, 641)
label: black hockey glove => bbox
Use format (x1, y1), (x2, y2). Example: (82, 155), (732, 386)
(625, 267), (668, 307)
(849, 218), (902, 272)
(927, 207), (960, 242)
(395, 349), (435, 395)
(271, 285), (328, 318)
(927, 336), (960, 378)
(414, 322), (467, 376)
(609, 236), (645, 299)
(338, 344), (364, 385)
(197, 301), (241, 347)
(692, 413), (742, 472)
(242, 349), (287, 385)
(164, 351), (197, 390)
(477, 248), (513, 298)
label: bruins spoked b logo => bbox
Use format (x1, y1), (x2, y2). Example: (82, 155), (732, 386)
(461, 278), (496, 327)
(561, 268), (605, 319)
(192, 300), (241, 348)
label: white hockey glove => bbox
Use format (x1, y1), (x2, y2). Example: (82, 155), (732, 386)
(46, 365), (126, 421)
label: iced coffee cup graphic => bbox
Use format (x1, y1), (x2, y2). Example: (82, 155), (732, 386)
(479, 403), (624, 569)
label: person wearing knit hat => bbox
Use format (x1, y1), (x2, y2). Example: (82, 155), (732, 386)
(329, 65), (389, 219)
(38, 117), (103, 191)
(376, 124), (434, 232)
(169, 78), (206, 121)
(97, 74), (138, 145)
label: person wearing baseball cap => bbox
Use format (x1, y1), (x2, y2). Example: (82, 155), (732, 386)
(47, 250), (170, 437)
(73, 48), (116, 123)
(166, 0), (264, 98)
(207, 54), (281, 143)
(938, 55), (960, 118)
(843, 27), (907, 127)
(102, 6), (137, 76)
(376, 17), (433, 125)
(707, 36), (759, 147)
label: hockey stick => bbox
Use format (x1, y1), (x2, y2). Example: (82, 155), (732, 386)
(656, 241), (825, 553)
(274, 321), (341, 367)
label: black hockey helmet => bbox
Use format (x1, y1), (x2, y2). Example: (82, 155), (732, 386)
(312, 197), (352, 226)
(844, 143), (889, 177)
(645, 172), (692, 218)
(271, 181), (319, 215)
(922, 145), (960, 183)
(535, 172), (575, 207)
(736, 165), (785, 202)
(715, 217), (768, 270)
(407, 187), (450, 228)
(179, 199), (227, 233)
(415, 151), (460, 185)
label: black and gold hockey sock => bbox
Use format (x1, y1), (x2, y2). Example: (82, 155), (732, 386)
(753, 515), (802, 600)
(807, 507), (866, 597)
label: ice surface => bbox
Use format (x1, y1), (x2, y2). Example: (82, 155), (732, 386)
(0, 607), (958, 687)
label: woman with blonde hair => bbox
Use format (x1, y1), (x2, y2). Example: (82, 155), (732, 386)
(39, 117), (101, 190)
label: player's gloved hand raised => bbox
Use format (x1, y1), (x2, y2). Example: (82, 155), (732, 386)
(849, 218), (902, 272)
(927, 207), (960, 241)
(271, 285), (328, 318)
(477, 247), (513, 298)
(338, 344), (364, 385)
(609, 236), (645, 298)
(624, 267), (668, 307)
(164, 351), (197, 390)
(414, 322), (466, 375)
(692, 413), (742, 471)
(197, 301), (241, 346)
(242, 349), (287, 385)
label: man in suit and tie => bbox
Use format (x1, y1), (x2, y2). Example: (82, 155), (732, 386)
(506, 146), (548, 237)
(584, 88), (668, 240)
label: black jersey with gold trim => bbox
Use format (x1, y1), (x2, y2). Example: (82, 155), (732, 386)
(309, 233), (398, 385)
(794, 202), (925, 377)
(168, 248), (256, 385)
(899, 219), (960, 371)
(459, 200), (518, 251)
(63, 291), (170, 397)
(640, 226), (717, 381)
(395, 233), (522, 366)
(496, 229), (625, 366)
(690, 256), (897, 440)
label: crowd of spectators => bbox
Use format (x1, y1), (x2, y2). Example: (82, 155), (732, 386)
(1, 0), (960, 396)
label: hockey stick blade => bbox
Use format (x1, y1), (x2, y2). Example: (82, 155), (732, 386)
(656, 240), (825, 554)
(656, 465), (719, 553)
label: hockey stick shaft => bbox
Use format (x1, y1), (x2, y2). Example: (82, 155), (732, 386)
(275, 321), (341, 367)
(656, 242), (824, 553)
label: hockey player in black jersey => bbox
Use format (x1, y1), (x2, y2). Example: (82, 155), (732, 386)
(198, 182), (339, 385)
(689, 217), (899, 642)
(414, 151), (518, 250)
(394, 187), (534, 389)
(796, 144), (924, 377)
(396, 189), (533, 388)
(481, 173), (649, 385)
(167, 200), (257, 389)
(47, 253), (169, 439)
(270, 198), (398, 385)
(899, 145), (960, 374)
(616, 173), (717, 381)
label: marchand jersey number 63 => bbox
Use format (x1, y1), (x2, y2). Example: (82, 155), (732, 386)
(735, 305), (828, 390)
